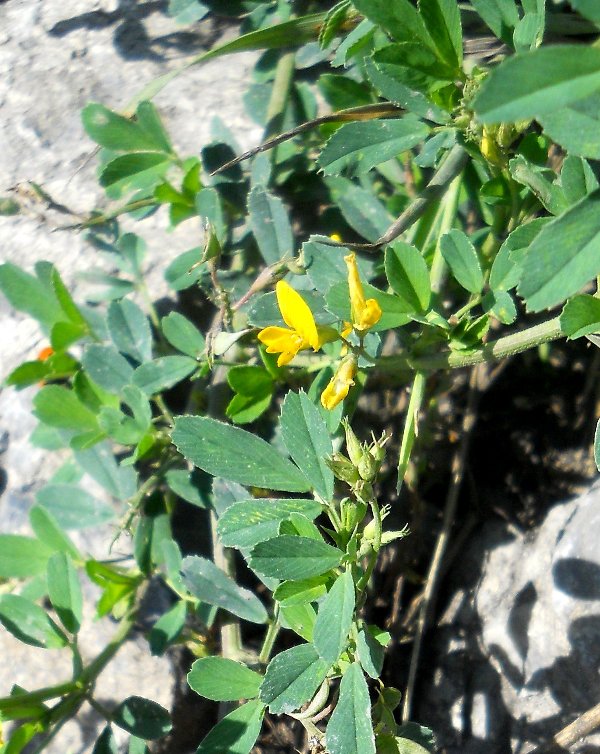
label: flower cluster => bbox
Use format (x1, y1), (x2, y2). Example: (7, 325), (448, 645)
(258, 252), (381, 409)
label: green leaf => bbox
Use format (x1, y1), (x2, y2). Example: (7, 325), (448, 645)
(135, 102), (173, 153)
(418, 0), (462, 70)
(356, 624), (387, 679)
(279, 603), (317, 641)
(0, 263), (63, 332)
(196, 699), (264, 754)
(133, 356), (197, 395)
(352, 0), (432, 48)
(561, 156), (600, 205)
(395, 723), (436, 754)
(181, 555), (268, 624)
(47, 552), (83, 634)
(559, 294), (600, 339)
(366, 49), (449, 124)
(81, 344), (135, 394)
(249, 536), (343, 580)
(33, 385), (99, 432)
(99, 153), (171, 191)
(248, 186), (294, 265)
(509, 156), (568, 216)
(517, 190), (600, 311)
(473, 46), (600, 124)
(313, 570), (355, 664)
(149, 599), (187, 655)
(164, 469), (208, 508)
(82, 103), (170, 152)
(172, 415), (310, 493)
(571, 0), (600, 22)
(108, 299), (152, 363)
(439, 229), (484, 294)
(482, 289), (517, 325)
(188, 657), (262, 701)
(274, 574), (330, 606)
(0, 594), (67, 649)
(260, 643), (329, 714)
(74, 442), (137, 501)
(318, 118), (430, 177)
(51, 267), (88, 329)
(469, 0), (519, 44)
(385, 242), (431, 312)
(280, 391), (334, 500)
(164, 248), (206, 291)
(326, 177), (393, 242)
(0, 535), (53, 578)
(217, 498), (322, 549)
(29, 505), (81, 561)
(539, 91), (600, 160)
(325, 663), (376, 754)
(112, 696), (172, 740)
(226, 365), (274, 425)
(92, 726), (119, 754)
(161, 312), (205, 357)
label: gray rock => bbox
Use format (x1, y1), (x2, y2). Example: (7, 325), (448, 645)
(419, 482), (600, 753)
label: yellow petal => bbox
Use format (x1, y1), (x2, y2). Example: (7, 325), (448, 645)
(275, 281), (319, 350)
(344, 253), (367, 326)
(258, 326), (303, 366)
(357, 298), (382, 331)
(320, 356), (357, 410)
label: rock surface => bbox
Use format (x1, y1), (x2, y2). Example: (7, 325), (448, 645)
(0, 2), (259, 751)
(419, 481), (600, 753)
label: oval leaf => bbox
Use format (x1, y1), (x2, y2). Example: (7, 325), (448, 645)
(249, 536), (343, 580)
(47, 552), (83, 634)
(280, 391), (334, 500)
(196, 699), (264, 754)
(0, 594), (67, 649)
(181, 555), (268, 624)
(172, 415), (310, 493)
(259, 643), (329, 714)
(325, 663), (376, 754)
(313, 570), (355, 665)
(217, 498), (322, 549)
(112, 696), (172, 740)
(385, 243), (431, 312)
(188, 657), (262, 701)
(439, 230), (483, 294)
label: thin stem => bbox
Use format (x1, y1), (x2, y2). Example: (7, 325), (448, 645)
(0, 681), (80, 713)
(396, 371), (427, 494)
(259, 604), (281, 665)
(378, 316), (563, 373)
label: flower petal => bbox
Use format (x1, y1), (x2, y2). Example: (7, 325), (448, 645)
(275, 281), (319, 350)
(258, 326), (303, 366)
(321, 356), (357, 410)
(357, 298), (382, 331)
(345, 253), (367, 326)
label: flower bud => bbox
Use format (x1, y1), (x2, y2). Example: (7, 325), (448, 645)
(325, 452), (359, 484)
(358, 451), (378, 482)
(342, 418), (363, 467)
(341, 496), (367, 531)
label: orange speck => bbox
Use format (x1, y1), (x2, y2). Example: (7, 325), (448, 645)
(37, 346), (54, 361)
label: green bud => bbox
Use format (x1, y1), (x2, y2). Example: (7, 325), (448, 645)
(325, 453), (359, 484)
(369, 430), (390, 465)
(340, 497), (367, 531)
(358, 451), (378, 482)
(342, 418), (363, 467)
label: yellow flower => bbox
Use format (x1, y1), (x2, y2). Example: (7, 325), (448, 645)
(321, 355), (358, 410)
(258, 280), (333, 367)
(345, 253), (382, 332)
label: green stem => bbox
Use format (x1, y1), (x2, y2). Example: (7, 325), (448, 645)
(378, 316), (563, 373)
(259, 604), (281, 665)
(80, 609), (136, 685)
(0, 682), (80, 713)
(396, 371), (427, 494)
